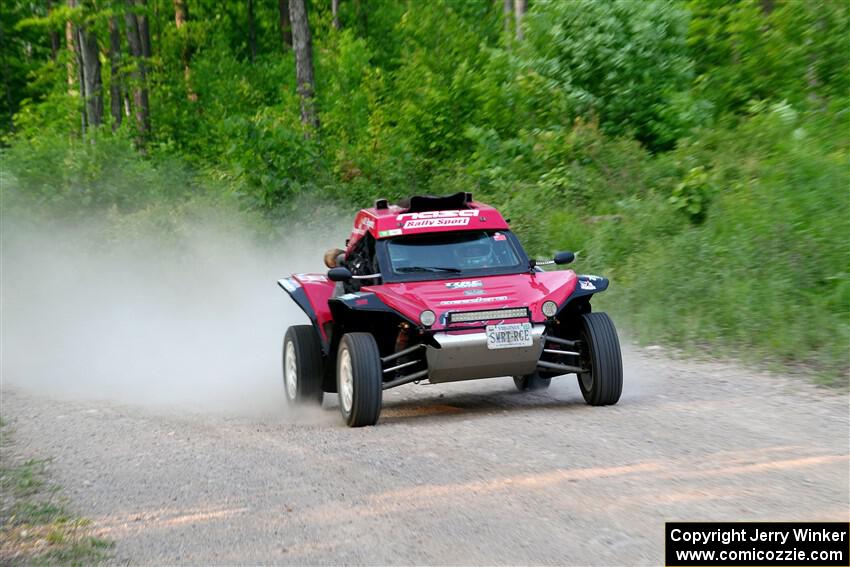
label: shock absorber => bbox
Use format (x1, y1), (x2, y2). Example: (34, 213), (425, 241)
(394, 322), (411, 353)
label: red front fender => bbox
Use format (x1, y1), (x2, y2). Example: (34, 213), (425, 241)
(277, 273), (335, 349)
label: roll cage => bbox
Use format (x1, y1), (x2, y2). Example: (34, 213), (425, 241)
(341, 230), (532, 288)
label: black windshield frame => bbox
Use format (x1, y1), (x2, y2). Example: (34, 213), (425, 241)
(375, 230), (530, 283)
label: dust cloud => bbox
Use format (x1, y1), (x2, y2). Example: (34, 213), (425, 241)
(1, 206), (348, 417)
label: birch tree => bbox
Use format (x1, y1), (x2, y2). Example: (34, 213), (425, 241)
(289, 0), (318, 131)
(108, 16), (123, 130)
(125, 1), (150, 139)
(279, 0), (292, 50)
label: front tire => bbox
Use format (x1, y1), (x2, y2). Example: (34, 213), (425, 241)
(513, 373), (551, 391)
(282, 325), (324, 406)
(337, 333), (382, 427)
(577, 312), (623, 406)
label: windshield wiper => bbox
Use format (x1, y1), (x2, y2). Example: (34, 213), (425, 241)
(397, 266), (462, 273)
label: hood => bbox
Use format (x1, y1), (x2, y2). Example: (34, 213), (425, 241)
(362, 271), (578, 329)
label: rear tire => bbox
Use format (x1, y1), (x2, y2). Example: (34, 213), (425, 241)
(337, 333), (382, 427)
(513, 373), (551, 391)
(577, 312), (623, 406)
(282, 325), (324, 406)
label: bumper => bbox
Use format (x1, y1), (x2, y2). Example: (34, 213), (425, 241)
(425, 324), (546, 383)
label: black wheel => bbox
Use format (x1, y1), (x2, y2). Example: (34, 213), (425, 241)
(337, 333), (382, 427)
(513, 373), (551, 391)
(577, 312), (623, 406)
(282, 325), (324, 406)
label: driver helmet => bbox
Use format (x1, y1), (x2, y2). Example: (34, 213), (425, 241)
(454, 239), (495, 268)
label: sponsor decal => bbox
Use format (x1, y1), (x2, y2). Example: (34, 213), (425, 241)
(296, 274), (328, 283)
(580, 274), (603, 281)
(403, 217), (470, 229)
(339, 293), (361, 300)
(351, 216), (376, 236)
(439, 295), (508, 306)
(396, 209), (480, 221)
(446, 280), (483, 289)
(464, 289), (486, 296)
(378, 228), (403, 237)
(579, 280), (596, 291)
(493, 232), (507, 241)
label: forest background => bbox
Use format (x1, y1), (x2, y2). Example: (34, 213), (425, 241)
(2, 0), (848, 382)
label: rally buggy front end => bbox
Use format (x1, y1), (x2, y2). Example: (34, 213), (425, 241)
(277, 193), (623, 427)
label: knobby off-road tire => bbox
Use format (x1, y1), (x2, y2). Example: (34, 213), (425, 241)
(282, 325), (324, 406)
(578, 312), (623, 406)
(337, 333), (382, 427)
(513, 373), (551, 391)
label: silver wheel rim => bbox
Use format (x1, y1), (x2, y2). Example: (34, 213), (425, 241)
(285, 340), (298, 400)
(339, 347), (354, 413)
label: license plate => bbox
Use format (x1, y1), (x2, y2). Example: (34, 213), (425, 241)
(486, 322), (533, 350)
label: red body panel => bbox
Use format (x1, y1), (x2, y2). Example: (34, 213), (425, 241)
(361, 271), (578, 330)
(290, 198), (580, 333)
(291, 273), (335, 340)
(347, 202), (509, 254)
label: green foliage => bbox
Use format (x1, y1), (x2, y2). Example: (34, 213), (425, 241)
(524, 0), (694, 149)
(688, 0), (850, 114)
(2, 0), (849, 379)
(668, 165), (713, 223)
(0, 1), (53, 135)
(585, 107), (850, 381)
(1, 132), (208, 215)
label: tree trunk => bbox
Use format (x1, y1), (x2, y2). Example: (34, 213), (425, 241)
(65, 0), (103, 131)
(173, 0), (196, 100)
(805, 17), (826, 108)
(279, 0), (292, 50)
(50, 30), (61, 62)
(0, 18), (14, 132)
(174, 0), (188, 26)
(248, 0), (257, 62)
(65, 14), (76, 94)
(503, 0), (511, 37)
(354, 0), (367, 36)
(108, 17), (123, 131)
(513, 0), (526, 41)
(77, 24), (104, 128)
(125, 4), (151, 140)
(332, 0), (340, 30)
(289, 0), (318, 132)
(138, 13), (152, 58)
(48, 0), (60, 62)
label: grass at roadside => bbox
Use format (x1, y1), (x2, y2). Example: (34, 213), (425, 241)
(0, 419), (113, 565)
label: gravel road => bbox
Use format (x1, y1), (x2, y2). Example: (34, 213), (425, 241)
(2, 343), (848, 565)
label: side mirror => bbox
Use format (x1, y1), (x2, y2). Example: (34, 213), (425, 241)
(554, 251), (575, 265)
(327, 267), (353, 282)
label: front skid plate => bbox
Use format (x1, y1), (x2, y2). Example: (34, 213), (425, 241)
(425, 325), (545, 383)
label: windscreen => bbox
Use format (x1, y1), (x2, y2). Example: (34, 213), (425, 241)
(386, 231), (522, 275)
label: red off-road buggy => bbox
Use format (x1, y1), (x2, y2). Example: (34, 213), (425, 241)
(278, 193), (622, 427)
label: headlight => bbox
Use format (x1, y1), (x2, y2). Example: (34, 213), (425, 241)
(420, 309), (436, 327)
(542, 300), (558, 318)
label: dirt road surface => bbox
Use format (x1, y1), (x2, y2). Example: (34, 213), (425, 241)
(2, 343), (848, 565)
